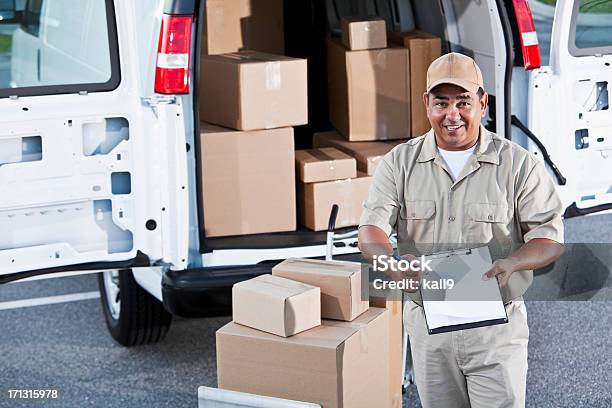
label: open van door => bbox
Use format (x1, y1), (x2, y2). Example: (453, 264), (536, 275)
(0, 0), (189, 283)
(528, 0), (612, 217)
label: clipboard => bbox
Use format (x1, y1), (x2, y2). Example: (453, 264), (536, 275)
(419, 246), (509, 335)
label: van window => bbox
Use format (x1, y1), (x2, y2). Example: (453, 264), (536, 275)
(570, 0), (612, 56)
(0, 0), (119, 98)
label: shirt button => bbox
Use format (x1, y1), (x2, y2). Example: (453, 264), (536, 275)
(448, 216), (455, 222)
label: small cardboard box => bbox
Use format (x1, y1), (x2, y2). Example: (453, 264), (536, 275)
(232, 274), (321, 337)
(295, 147), (357, 183)
(217, 308), (390, 408)
(272, 258), (369, 321)
(388, 30), (441, 137)
(202, 0), (284, 55)
(313, 131), (404, 175)
(370, 289), (404, 408)
(199, 123), (295, 237)
(297, 173), (372, 231)
(327, 38), (410, 141)
(200, 52), (307, 131)
(341, 16), (387, 51)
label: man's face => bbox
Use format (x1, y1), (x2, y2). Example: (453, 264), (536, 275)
(423, 83), (488, 151)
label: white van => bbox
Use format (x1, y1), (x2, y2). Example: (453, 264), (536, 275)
(1, 0), (610, 346)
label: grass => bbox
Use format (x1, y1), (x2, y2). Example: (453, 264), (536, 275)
(536, 0), (612, 13)
(0, 33), (11, 54)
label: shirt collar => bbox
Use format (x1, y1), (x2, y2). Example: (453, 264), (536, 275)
(416, 124), (500, 165)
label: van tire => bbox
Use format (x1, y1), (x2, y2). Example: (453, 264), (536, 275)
(98, 269), (172, 347)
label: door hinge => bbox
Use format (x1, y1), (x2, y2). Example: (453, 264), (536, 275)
(141, 95), (177, 118)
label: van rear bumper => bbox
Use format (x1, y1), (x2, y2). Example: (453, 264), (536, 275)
(161, 263), (276, 317)
(161, 253), (363, 317)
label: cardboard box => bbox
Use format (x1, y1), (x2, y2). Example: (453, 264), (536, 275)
(202, 0), (284, 55)
(297, 173), (372, 231)
(238, 0), (285, 54)
(313, 131), (404, 175)
(232, 274), (321, 337)
(388, 30), (441, 137)
(295, 147), (357, 183)
(217, 308), (390, 408)
(326, 38), (410, 141)
(272, 258), (369, 321)
(341, 16), (387, 51)
(200, 52), (307, 131)
(370, 290), (404, 408)
(199, 123), (296, 237)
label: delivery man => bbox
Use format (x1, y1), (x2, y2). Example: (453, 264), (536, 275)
(358, 53), (565, 408)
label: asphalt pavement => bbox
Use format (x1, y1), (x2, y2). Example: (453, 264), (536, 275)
(1, 213), (611, 407)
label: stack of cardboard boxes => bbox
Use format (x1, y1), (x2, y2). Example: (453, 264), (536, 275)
(325, 17), (441, 141)
(217, 258), (403, 408)
(301, 17), (441, 232)
(197, 9), (441, 236)
(294, 147), (372, 231)
(198, 1), (307, 238)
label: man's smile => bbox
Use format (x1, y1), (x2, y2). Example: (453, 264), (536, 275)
(444, 124), (464, 131)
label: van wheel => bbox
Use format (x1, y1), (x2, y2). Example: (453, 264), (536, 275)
(98, 269), (172, 346)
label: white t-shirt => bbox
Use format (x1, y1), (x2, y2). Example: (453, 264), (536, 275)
(437, 145), (476, 181)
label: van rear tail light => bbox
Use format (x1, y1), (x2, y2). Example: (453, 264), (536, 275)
(511, 0), (541, 70)
(155, 14), (193, 94)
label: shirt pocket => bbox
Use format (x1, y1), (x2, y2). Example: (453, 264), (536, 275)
(466, 202), (509, 243)
(399, 200), (436, 245)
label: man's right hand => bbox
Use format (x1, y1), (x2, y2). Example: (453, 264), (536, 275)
(358, 225), (423, 292)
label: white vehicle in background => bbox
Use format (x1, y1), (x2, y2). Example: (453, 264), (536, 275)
(0, 0), (610, 352)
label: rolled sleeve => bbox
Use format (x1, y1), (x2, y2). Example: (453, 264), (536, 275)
(516, 160), (564, 244)
(359, 153), (400, 237)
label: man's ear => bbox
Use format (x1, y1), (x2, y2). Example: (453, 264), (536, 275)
(480, 92), (489, 117)
(422, 92), (429, 110)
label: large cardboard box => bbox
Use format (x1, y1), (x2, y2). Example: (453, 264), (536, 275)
(272, 258), (369, 321)
(217, 308), (390, 408)
(297, 173), (372, 231)
(313, 131), (404, 175)
(200, 52), (307, 131)
(388, 30), (441, 137)
(199, 123), (296, 237)
(326, 38), (410, 141)
(232, 274), (321, 337)
(370, 290), (404, 408)
(295, 147), (357, 183)
(202, 0), (284, 55)
(341, 16), (387, 51)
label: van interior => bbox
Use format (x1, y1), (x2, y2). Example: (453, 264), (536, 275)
(196, 0), (498, 255)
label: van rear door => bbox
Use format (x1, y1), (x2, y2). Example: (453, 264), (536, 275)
(528, 0), (612, 216)
(0, 0), (189, 281)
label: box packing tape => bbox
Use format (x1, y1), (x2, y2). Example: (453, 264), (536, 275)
(265, 61), (281, 90)
(335, 178), (356, 225)
(326, 321), (369, 353)
(284, 258), (356, 271)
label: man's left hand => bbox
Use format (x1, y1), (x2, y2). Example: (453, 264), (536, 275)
(483, 258), (518, 288)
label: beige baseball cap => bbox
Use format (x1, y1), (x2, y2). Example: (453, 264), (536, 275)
(426, 52), (483, 94)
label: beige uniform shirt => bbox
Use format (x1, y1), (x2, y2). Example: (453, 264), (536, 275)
(359, 125), (564, 302)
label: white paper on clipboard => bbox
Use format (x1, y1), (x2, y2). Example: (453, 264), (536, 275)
(421, 246), (507, 333)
